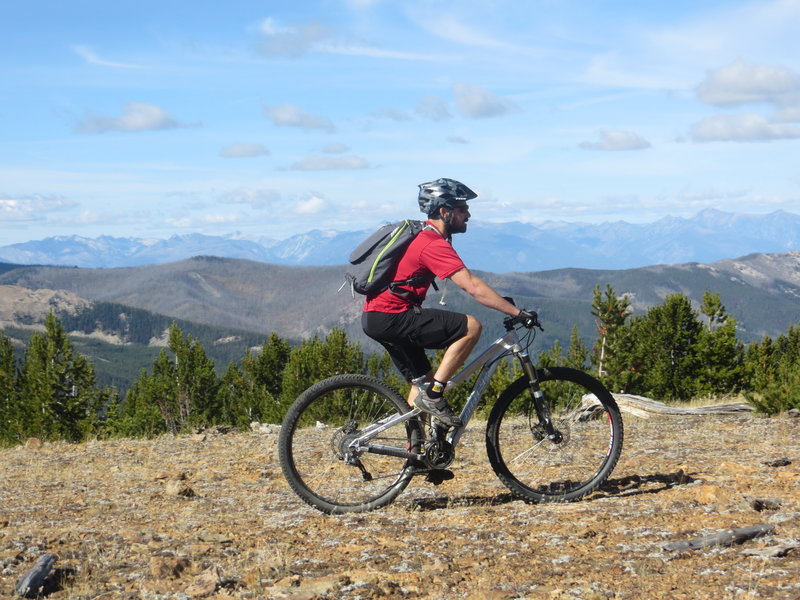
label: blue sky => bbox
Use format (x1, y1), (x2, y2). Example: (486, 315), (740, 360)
(2, 0), (800, 245)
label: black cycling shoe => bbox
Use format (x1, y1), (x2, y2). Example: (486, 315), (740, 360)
(413, 389), (462, 428)
(424, 469), (455, 485)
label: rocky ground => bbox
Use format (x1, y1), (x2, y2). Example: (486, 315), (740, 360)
(1, 412), (798, 599)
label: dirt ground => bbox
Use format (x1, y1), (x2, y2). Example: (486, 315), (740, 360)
(1, 412), (798, 599)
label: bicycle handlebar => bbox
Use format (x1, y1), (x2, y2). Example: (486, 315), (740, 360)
(502, 299), (543, 332)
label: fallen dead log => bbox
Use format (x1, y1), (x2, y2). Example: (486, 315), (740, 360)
(581, 393), (753, 419)
(742, 543), (798, 558)
(662, 524), (774, 552)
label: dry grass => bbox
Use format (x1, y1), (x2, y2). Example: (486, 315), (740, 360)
(1, 413), (798, 599)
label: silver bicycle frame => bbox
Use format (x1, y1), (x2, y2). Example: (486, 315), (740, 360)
(348, 327), (528, 454)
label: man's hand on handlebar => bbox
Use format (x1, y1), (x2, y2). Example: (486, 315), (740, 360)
(517, 309), (541, 330)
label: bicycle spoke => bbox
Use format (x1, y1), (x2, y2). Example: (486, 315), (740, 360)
(279, 375), (420, 513)
(487, 368), (623, 503)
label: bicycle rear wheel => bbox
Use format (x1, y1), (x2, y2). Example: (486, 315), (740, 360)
(486, 367), (623, 503)
(278, 374), (421, 514)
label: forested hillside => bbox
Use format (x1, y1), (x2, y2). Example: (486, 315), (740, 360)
(2, 286), (800, 449)
(3, 251), (800, 449)
(3, 252), (800, 347)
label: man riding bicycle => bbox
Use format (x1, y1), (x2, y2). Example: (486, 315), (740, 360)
(361, 178), (535, 428)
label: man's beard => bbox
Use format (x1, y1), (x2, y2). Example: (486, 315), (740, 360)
(449, 221), (468, 234)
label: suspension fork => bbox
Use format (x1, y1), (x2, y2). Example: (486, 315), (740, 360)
(517, 353), (561, 441)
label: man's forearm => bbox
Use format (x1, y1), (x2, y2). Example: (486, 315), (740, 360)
(450, 268), (519, 316)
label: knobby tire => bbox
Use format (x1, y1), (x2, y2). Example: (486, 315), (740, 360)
(278, 374), (421, 514)
(486, 367), (623, 503)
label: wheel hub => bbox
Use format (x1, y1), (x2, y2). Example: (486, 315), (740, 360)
(530, 419), (571, 446)
(331, 420), (360, 461)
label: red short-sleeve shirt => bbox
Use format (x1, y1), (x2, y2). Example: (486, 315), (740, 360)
(363, 223), (466, 313)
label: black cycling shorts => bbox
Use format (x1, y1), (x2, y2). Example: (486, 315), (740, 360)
(362, 308), (468, 381)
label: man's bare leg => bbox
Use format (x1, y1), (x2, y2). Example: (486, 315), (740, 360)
(406, 314), (482, 407)
(433, 315), (482, 383)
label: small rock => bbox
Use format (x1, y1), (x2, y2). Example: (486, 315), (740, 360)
(197, 532), (232, 544)
(763, 457), (791, 467)
(694, 484), (727, 505)
(24, 438), (42, 450)
(184, 566), (222, 597)
(751, 497), (783, 512)
(250, 422), (281, 434)
(165, 480), (196, 498)
(149, 556), (191, 579)
(787, 408), (800, 418)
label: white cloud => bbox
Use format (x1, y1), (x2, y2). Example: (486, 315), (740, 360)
(447, 135), (469, 145)
(415, 14), (524, 53)
(72, 45), (144, 69)
(318, 43), (438, 61)
(219, 188), (281, 209)
(289, 155), (371, 170)
(415, 95), (452, 121)
(256, 16), (435, 61)
(322, 143), (349, 154)
(774, 105), (800, 123)
(165, 213), (243, 229)
(343, 0), (380, 9)
(294, 195), (328, 215)
(453, 83), (520, 119)
(689, 113), (800, 142)
(257, 18), (331, 57)
(75, 102), (197, 134)
(219, 143), (270, 158)
(580, 130), (652, 151)
(263, 103), (335, 132)
(696, 59), (800, 107)
(372, 107), (412, 122)
(0, 193), (78, 222)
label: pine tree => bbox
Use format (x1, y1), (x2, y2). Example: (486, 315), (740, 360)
(695, 292), (744, 396)
(17, 313), (102, 442)
(743, 325), (800, 413)
(216, 362), (272, 428)
(242, 333), (291, 400)
(279, 328), (366, 410)
(167, 324), (219, 427)
(114, 323), (220, 436)
(745, 344), (800, 413)
(700, 290), (727, 330)
(627, 294), (703, 401)
(590, 284), (631, 380)
(114, 368), (169, 437)
(566, 325), (589, 371)
(537, 338), (564, 368)
(743, 335), (775, 393)
(0, 333), (20, 446)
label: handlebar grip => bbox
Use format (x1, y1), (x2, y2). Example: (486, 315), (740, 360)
(504, 309), (542, 331)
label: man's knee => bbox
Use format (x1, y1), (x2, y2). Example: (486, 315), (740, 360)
(464, 314), (482, 341)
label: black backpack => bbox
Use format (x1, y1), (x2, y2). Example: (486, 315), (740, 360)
(343, 219), (438, 302)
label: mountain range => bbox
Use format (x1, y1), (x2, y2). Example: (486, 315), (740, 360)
(2, 209), (799, 272)
(3, 249), (800, 348)
(3, 246), (800, 392)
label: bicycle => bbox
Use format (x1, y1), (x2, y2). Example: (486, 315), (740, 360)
(278, 306), (623, 514)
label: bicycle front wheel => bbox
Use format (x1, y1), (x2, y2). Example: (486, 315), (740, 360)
(278, 374), (421, 514)
(486, 367), (623, 503)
